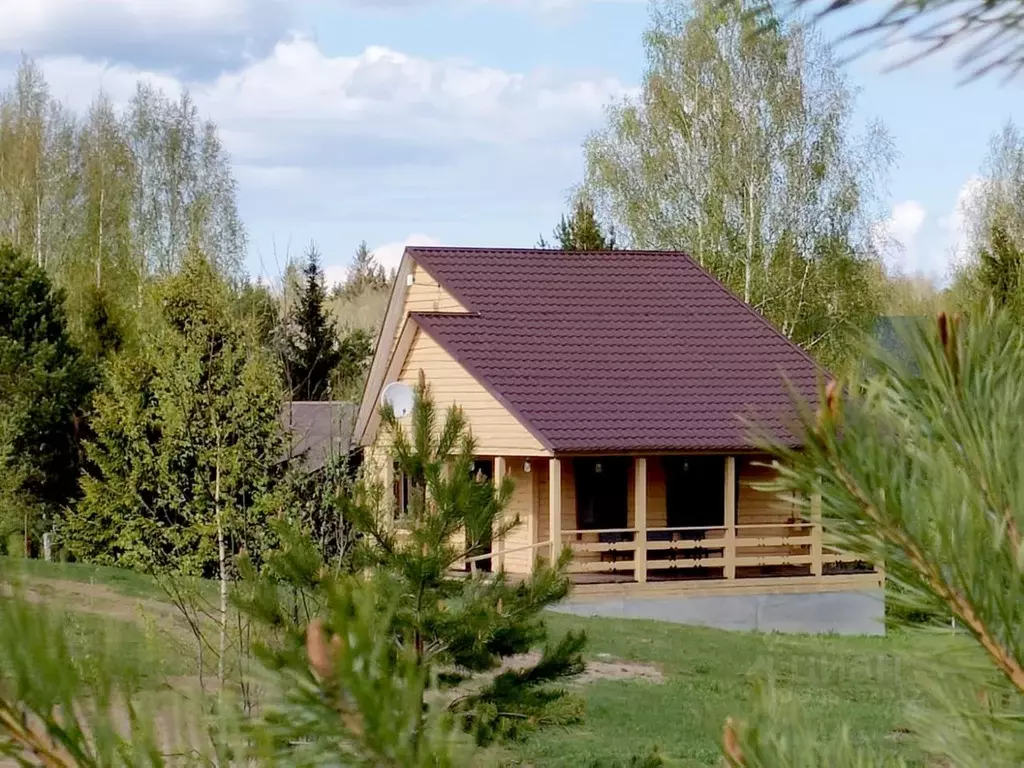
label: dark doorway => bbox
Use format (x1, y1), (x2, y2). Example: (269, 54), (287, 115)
(574, 457), (629, 530)
(466, 459), (493, 572)
(663, 456), (726, 532)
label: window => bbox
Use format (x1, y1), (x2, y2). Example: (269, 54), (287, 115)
(573, 457), (629, 531)
(663, 456), (726, 531)
(466, 459), (494, 572)
(393, 462), (411, 519)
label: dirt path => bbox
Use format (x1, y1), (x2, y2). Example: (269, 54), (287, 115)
(3, 577), (184, 625)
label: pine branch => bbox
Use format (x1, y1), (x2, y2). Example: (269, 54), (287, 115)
(829, 455), (1024, 694)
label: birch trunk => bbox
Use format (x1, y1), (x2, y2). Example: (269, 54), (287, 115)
(96, 186), (104, 288)
(745, 178), (755, 304)
(216, 435), (227, 694)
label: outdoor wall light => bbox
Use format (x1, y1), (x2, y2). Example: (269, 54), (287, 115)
(523, 460), (531, 473)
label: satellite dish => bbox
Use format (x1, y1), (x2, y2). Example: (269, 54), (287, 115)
(380, 381), (415, 418)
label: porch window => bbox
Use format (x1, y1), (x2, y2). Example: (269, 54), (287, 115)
(663, 456), (727, 533)
(466, 459), (493, 572)
(393, 462), (411, 519)
(573, 457), (629, 530)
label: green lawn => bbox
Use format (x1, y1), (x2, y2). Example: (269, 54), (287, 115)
(505, 614), (931, 767)
(1, 556), (173, 600)
(2, 558), (935, 766)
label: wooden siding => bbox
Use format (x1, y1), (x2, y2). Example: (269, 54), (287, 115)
(736, 455), (804, 558)
(502, 460), (535, 574)
(387, 262), (466, 362)
(536, 461), (550, 543)
(399, 328), (549, 456)
(648, 459), (668, 528)
(736, 455), (796, 526)
(359, 257), (470, 447)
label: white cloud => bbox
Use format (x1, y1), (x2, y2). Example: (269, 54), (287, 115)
(938, 175), (989, 266)
(0, 0), (289, 73)
(22, 38), (632, 171)
(1, 35), (630, 274)
(373, 234), (443, 272)
(323, 264), (351, 289)
(323, 233), (442, 287)
(875, 199), (928, 273)
(0, 0), (642, 72)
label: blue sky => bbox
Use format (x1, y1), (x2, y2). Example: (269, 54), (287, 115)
(0, 0), (1019, 285)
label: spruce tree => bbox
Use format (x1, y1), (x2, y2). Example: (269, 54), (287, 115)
(338, 240), (389, 299)
(348, 375), (587, 745)
(66, 251), (284, 576)
(539, 196), (616, 251)
(0, 244), (94, 543)
(286, 244), (343, 401)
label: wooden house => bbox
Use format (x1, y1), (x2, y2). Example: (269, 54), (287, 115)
(353, 247), (881, 615)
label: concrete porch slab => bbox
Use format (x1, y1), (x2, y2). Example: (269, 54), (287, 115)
(549, 589), (886, 636)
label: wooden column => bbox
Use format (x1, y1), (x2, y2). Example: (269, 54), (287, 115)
(811, 492), (823, 578)
(494, 457), (507, 572)
(527, 462), (538, 573)
(549, 458), (562, 563)
(724, 456), (737, 580)
(634, 457), (647, 584)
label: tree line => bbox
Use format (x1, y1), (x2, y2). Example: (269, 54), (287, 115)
(0, 59), (391, 562)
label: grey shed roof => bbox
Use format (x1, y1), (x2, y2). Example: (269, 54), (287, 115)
(281, 401), (358, 472)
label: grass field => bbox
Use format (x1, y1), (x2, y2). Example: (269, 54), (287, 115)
(1, 558), (937, 767)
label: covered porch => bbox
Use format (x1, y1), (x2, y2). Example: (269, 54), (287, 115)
(472, 455), (881, 596)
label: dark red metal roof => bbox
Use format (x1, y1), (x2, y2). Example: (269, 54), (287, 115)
(408, 247), (824, 453)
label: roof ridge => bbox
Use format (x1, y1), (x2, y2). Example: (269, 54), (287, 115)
(408, 246), (701, 257)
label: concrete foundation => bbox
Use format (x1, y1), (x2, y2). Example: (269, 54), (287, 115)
(550, 589), (886, 636)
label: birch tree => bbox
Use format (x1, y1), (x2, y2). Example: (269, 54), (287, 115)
(953, 121), (1024, 317)
(124, 86), (246, 281)
(77, 94), (135, 292)
(0, 59), (48, 262)
(584, 0), (894, 368)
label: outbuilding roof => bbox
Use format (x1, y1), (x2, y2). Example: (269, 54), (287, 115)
(406, 247), (825, 453)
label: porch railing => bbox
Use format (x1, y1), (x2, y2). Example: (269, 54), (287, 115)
(555, 522), (874, 584)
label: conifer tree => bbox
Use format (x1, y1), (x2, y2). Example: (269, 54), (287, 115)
(66, 251), (284, 576)
(285, 244), (343, 401)
(724, 308), (1024, 767)
(540, 195), (617, 251)
(338, 240), (389, 299)
(348, 375), (587, 745)
(0, 244), (94, 544)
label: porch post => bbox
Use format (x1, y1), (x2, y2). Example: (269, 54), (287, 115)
(634, 457), (647, 584)
(494, 456), (507, 572)
(724, 456), (737, 580)
(549, 458), (561, 563)
(811, 492), (823, 578)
